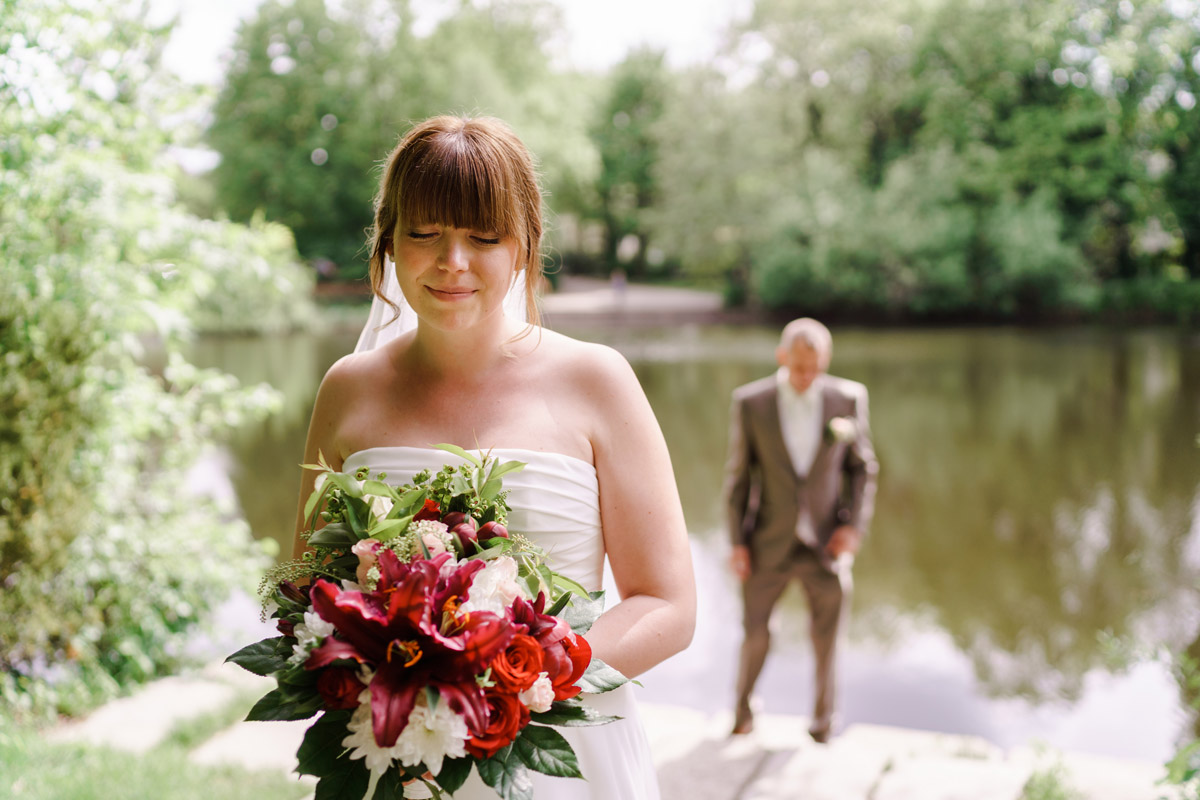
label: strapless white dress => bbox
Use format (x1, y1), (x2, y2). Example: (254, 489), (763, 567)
(342, 446), (660, 800)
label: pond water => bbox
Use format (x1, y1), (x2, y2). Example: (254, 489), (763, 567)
(190, 321), (1200, 763)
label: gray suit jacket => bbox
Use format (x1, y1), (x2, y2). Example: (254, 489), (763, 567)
(724, 373), (878, 572)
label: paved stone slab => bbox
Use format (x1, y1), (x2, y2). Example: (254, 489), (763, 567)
(872, 754), (1031, 800)
(189, 717), (314, 776)
(742, 733), (888, 800)
(1009, 746), (1175, 800)
(47, 676), (237, 753)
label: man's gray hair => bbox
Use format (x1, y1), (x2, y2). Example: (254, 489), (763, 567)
(779, 318), (832, 362)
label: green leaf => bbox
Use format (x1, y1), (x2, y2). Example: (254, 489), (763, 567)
(304, 481), (331, 523)
(313, 757), (370, 800)
(513, 725), (583, 779)
(361, 479), (396, 499)
(551, 573), (591, 602)
(325, 471), (364, 497)
(531, 698), (622, 727)
(436, 756), (473, 795)
(323, 553), (359, 580)
(480, 477), (504, 501)
(343, 497), (369, 536)
(576, 658), (629, 694)
(489, 460), (527, 481)
(369, 516), (411, 542)
(225, 636), (290, 677)
(560, 590), (606, 635)
(307, 521), (357, 549)
(245, 687), (323, 721)
(477, 746), (534, 800)
(523, 572), (542, 601)
(544, 591), (573, 618)
(296, 710), (353, 777)
(398, 487), (427, 513)
(434, 442), (480, 467)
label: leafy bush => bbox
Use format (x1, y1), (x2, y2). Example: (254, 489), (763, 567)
(748, 146), (1097, 320)
(0, 0), (304, 718)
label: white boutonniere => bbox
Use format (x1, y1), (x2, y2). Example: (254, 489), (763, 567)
(825, 416), (858, 444)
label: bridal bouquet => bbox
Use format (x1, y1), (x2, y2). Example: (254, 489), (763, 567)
(227, 445), (628, 800)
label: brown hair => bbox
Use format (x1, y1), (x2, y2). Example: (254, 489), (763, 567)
(368, 115), (544, 325)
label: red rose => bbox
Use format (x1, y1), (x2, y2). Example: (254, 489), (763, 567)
(413, 499), (441, 521)
(466, 689), (530, 759)
(316, 667), (364, 710)
(509, 595), (593, 701)
(542, 631), (592, 701)
(491, 635), (544, 693)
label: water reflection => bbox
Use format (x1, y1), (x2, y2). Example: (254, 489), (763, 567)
(190, 324), (1200, 761)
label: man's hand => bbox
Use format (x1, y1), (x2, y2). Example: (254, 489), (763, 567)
(825, 525), (861, 560)
(729, 544), (752, 582)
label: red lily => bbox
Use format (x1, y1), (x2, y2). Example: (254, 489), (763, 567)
(306, 549), (515, 747)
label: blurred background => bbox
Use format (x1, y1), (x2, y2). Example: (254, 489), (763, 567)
(2, 0), (1199, 794)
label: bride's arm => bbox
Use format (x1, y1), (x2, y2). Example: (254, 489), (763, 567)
(290, 357), (355, 560)
(579, 345), (697, 678)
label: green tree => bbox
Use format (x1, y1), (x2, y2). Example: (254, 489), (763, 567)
(589, 48), (669, 277)
(209, 0), (402, 273)
(650, 0), (1192, 318)
(208, 0), (598, 277)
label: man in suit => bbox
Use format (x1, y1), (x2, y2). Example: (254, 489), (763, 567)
(725, 318), (878, 742)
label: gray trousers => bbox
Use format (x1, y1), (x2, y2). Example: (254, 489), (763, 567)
(733, 543), (850, 736)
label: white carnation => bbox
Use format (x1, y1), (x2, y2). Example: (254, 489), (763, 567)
(518, 673), (555, 713)
(342, 694), (403, 775)
(460, 556), (525, 616)
(341, 689), (468, 780)
(392, 696), (469, 776)
(289, 610), (336, 664)
(304, 610), (335, 639)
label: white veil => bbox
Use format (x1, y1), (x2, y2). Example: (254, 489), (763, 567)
(353, 258), (530, 353)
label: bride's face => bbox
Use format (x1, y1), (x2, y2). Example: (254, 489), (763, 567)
(391, 222), (520, 332)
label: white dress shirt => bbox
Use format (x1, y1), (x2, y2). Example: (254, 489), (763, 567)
(777, 368), (823, 548)
(776, 367), (823, 478)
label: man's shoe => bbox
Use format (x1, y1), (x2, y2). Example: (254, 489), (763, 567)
(808, 727), (830, 744)
(730, 716), (754, 736)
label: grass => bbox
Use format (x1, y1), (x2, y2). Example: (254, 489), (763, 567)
(1020, 761), (1083, 800)
(1, 691), (312, 800)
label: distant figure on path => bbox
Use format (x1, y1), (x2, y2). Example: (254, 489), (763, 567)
(724, 318), (878, 742)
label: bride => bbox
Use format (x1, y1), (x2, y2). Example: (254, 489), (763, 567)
(291, 115), (696, 798)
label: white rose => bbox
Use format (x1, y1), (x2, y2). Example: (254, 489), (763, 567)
(369, 493), (394, 520)
(519, 673), (555, 713)
(827, 416), (857, 443)
(460, 556), (525, 616)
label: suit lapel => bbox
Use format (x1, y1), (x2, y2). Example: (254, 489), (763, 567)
(756, 383), (797, 478)
(807, 377), (839, 480)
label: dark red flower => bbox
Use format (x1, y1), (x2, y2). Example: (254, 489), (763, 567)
(490, 634), (544, 693)
(305, 549), (515, 748)
(413, 499), (441, 521)
(316, 667), (364, 710)
(509, 594), (592, 701)
(477, 521), (508, 543)
(544, 631), (591, 701)
(466, 689), (530, 759)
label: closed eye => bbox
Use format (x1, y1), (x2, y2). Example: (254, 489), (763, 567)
(407, 231), (437, 240)
(473, 236), (501, 245)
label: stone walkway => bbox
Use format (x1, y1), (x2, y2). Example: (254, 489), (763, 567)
(46, 659), (1173, 800)
(541, 275), (732, 326)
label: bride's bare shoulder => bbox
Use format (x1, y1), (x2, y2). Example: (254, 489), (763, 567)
(530, 327), (639, 393)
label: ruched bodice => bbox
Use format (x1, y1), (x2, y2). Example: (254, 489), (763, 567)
(342, 446), (606, 591)
(339, 445), (659, 800)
